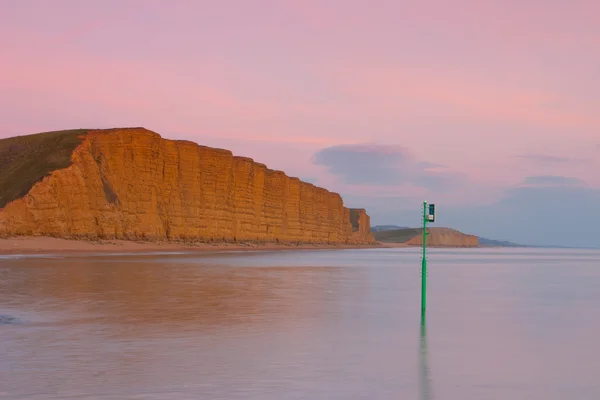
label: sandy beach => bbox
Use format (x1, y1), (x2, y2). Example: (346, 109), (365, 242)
(0, 236), (395, 255)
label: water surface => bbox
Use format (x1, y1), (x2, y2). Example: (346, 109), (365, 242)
(1, 248), (599, 399)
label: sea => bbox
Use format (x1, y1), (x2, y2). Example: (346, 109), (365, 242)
(1, 247), (599, 399)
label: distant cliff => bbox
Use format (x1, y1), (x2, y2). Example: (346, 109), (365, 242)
(0, 128), (375, 244)
(374, 227), (478, 247)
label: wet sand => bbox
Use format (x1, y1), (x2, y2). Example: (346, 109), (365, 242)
(0, 236), (391, 255)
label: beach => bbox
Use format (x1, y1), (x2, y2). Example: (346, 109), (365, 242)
(0, 235), (392, 255)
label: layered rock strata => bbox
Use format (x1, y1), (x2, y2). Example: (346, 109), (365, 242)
(0, 128), (374, 244)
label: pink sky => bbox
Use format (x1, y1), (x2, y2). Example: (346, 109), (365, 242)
(1, 1), (599, 243)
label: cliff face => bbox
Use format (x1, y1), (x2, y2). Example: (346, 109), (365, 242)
(374, 227), (478, 247)
(0, 128), (375, 244)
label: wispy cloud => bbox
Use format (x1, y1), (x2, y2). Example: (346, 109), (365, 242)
(312, 143), (465, 191)
(514, 153), (583, 164)
(325, 63), (599, 130)
(522, 175), (585, 187)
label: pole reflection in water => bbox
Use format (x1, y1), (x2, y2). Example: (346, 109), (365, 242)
(419, 318), (433, 400)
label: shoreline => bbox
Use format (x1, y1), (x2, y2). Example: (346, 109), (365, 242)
(0, 236), (491, 257)
(0, 236), (387, 256)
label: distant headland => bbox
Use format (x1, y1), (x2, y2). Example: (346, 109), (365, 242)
(372, 225), (545, 248)
(373, 226), (479, 248)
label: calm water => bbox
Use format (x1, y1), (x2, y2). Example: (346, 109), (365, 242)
(1, 247), (600, 399)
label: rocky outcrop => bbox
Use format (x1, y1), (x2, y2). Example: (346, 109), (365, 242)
(0, 128), (375, 244)
(374, 227), (478, 247)
(404, 228), (478, 247)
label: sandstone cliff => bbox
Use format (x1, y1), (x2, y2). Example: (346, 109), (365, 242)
(0, 128), (375, 244)
(374, 227), (479, 247)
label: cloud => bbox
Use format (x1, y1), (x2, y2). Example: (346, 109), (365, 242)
(423, 176), (600, 248)
(494, 185), (600, 247)
(413, 173), (463, 191)
(312, 143), (465, 191)
(415, 161), (447, 169)
(354, 171), (599, 248)
(522, 175), (585, 187)
(514, 153), (582, 164)
(325, 62), (599, 131)
(312, 144), (411, 185)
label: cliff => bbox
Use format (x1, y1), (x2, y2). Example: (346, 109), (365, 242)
(0, 128), (375, 244)
(374, 227), (478, 247)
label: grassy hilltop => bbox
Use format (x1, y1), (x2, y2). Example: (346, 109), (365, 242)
(0, 129), (89, 208)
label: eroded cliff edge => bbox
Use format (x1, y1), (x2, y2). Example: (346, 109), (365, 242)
(0, 128), (375, 244)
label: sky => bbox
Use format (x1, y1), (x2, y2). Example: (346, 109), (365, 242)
(1, 0), (599, 248)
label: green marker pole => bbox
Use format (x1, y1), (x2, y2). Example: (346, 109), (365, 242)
(421, 201), (428, 320)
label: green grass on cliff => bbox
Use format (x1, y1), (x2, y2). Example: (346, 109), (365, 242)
(373, 228), (422, 243)
(0, 129), (89, 208)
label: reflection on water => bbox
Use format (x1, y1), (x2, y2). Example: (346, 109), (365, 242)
(420, 318), (433, 400)
(1, 248), (600, 399)
(0, 314), (19, 324)
(1, 259), (351, 336)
